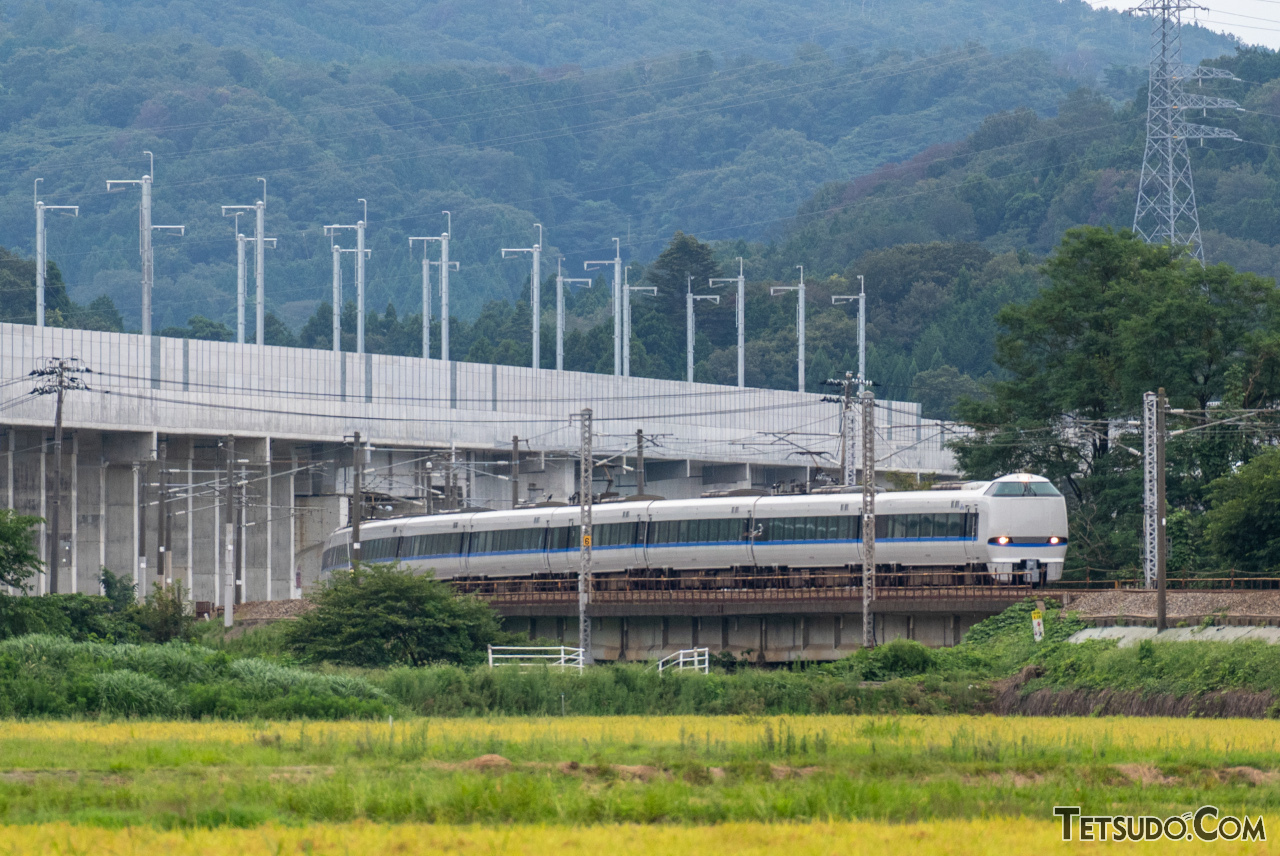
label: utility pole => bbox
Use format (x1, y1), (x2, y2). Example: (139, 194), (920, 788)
(409, 237), (445, 360)
(31, 357), (89, 594)
(511, 435), (520, 508)
(223, 435), (235, 627)
(861, 389), (876, 648)
(686, 275), (720, 383)
(221, 179), (276, 345)
(1130, 0), (1240, 263)
(235, 471), (245, 606)
(330, 242), (342, 353)
(556, 258), (593, 371)
(235, 214), (247, 343)
(585, 238), (622, 376)
(824, 372), (858, 486)
(1143, 389), (1169, 631)
(578, 408), (593, 664)
(501, 225), (543, 369)
(635, 429), (646, 495)
(33, 179), (78, 329)
(425, 460), (434, 515)
(624, 267), (656, 377)
(349, 431), (366, 564)
(156, 439), (167, 588)
(709, 257), (746, 388)
(771, 265), (806, 392)
(324, 200), (368, 355)
(833, 274), (867, 392)
(107, 152), (184, 339)
(415, 213), (459, 363)
(329, 245), (369, 353)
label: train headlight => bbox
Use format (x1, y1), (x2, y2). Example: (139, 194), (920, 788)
(996, 535), (1010, 545)
(1049, 536), (1060, 545)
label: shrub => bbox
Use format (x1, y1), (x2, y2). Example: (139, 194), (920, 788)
(94, 669), (180, 716)
(287, 564), (502, 667)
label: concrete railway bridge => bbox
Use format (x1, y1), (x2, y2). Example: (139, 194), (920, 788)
(1, 322), (993, 661)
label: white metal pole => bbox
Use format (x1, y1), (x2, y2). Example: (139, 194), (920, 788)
(141, 174), (153, 338)
(556, 260), (565, 371)
(423, 253), (431, 360)
(685, 276), (718, 383)
(441, 219), (451, 364)
(35, 198), (45, 328)
(737, 259), (745, 388)
(236, 231), (247, 345)
(613, 239), (622, 376)
(532, 227), (541, 370)
(709, 257), (746, 387)
(857, 274), (866, 392)
(797, 265), (806, 393)
(623, 267), (632, 377)
(255, 200), (266, 346)
(686, 286), (694, 383)
(331, 244), (342, 353)
(356, 216), (366, 356)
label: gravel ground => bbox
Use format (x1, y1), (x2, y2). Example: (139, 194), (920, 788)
(1062, 590), (1280, 620)
(217, 599), (314, 621)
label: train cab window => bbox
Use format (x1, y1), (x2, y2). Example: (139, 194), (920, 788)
(988, 480), (1061, 497)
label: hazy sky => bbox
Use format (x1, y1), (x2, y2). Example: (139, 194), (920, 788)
(1088, 1), (1280, 50)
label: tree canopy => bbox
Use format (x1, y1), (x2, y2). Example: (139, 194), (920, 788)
(0, 509), (42, 590)
(286, 564), (503, 667)
(954, 226), (1280, 576)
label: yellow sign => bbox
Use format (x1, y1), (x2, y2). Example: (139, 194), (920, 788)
(1031, 609), (1042, 620)
(582, 534), (592, 547)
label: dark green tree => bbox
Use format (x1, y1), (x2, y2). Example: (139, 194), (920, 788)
(287, 564), (502, 667)
(1205, 448), (1280, 575)
(953, 226), (1280, 575)
(0, 509), (42, 590)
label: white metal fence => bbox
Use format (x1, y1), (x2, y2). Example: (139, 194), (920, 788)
(655, 647), (710, 674)
(487, 645), (586, 672)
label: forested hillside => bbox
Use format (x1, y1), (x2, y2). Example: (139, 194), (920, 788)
(0, 0), (1233, 334)
(0, 0), (1229, 69)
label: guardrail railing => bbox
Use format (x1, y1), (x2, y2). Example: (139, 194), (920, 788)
(655, 647), (710, 675)
(487, 645), (585, 672)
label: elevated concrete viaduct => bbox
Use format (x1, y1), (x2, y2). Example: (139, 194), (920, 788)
(1, 323), (981, 658)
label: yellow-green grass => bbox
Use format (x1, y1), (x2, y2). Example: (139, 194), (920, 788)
(0, 715), (1278, 829)
(1, 820), (1273, 855)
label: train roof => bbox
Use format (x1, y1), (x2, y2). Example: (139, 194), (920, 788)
(332, 473), (1056, 536)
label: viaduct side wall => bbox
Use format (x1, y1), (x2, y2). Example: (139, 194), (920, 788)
(0, 323), (963, 604)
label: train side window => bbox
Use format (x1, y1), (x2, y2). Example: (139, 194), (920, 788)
(919, 515), (935, 539)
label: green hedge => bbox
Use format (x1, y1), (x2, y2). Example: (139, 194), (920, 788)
(0, 635), (394, 718)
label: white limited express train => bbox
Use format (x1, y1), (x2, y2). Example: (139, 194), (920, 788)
(321, 472), (1068, 588)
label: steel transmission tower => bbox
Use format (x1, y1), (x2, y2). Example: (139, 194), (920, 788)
(1131, 0), (1240, 262)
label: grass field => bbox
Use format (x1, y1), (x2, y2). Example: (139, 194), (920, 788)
(1, 819), (1275, 855)
(1, 715), (1278, 840)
